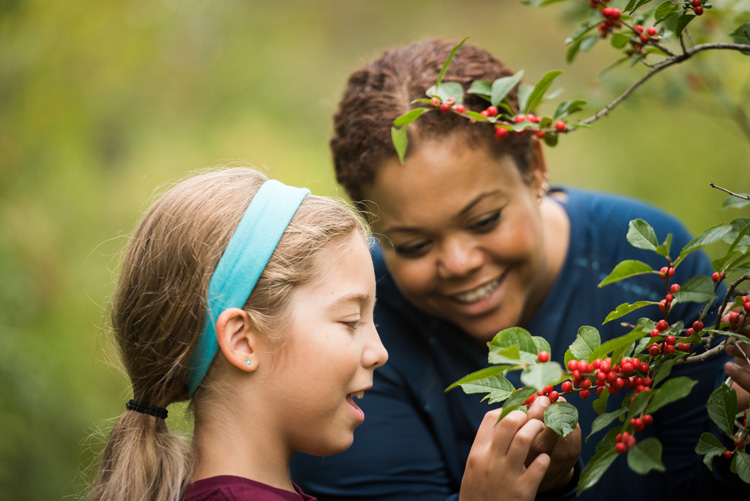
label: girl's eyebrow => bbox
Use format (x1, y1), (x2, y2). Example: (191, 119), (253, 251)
(382, 190), (501, 234)
(332, 292), (376, 308)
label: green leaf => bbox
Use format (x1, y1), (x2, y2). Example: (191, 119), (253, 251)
(520, 362), (564, 391)
(671, 275), (716, 305)
(491, 71), (524, 107)
(467, 80), (492, 100)
(435, 37), (469, 90)
(706, 384), (737, 436)
(566, 39), (582, 63)
(651, 357), (677, 388)
(588, 408), (627, 441)
(695, 432), (727, 472)
(722, 194), (750, 209)
(446, 365), (514, 392)
(646, 376), (696, 414)
(524, 70), (563, 114)
(393, 108), (427, 127)
(391, 126), (408, 165)
(627, 437), (665, 474)
(654, 1), (679, 23)
(517, 84), (533, 114)
(543, 132), (559, 147)
(626, 0), (653, 14)
(553, 99), (586, 120)
(577, 447), (619, 495)
(426, 82), (464, 105)
(602, 301), (653, 324)
(655, 233), (672, 258)
(675, 14), (695, 37)
(464, 110), (491, 122)
(488, 327), (538, 354)
(487, 344), (524, 366)
(611, 32), (631, 49)
(499, 387), (535, 420)
(736, 452), (750, 483)
(456, 374), (516, 404)
(729, 23), (750, 50)
(627, 219), (659, 251)
(533, 336), (551, 355)
(569, 326), (601, 360)
(680, 223), (734, 258)
(593, 388), (609, 416)
(589, 329), (647, 363)
(598, 260), (654, 287)
(544, 401), (579, 438)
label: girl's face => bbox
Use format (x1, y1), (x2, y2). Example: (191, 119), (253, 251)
(264, 232), (388, 457)
(361, 135), (567, 342)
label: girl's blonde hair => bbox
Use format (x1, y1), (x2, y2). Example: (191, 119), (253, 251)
(89, 167), (367, 501)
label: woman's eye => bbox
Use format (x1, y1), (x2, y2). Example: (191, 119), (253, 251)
(394, 240), (431, 257)
(469, 211), (501, 232)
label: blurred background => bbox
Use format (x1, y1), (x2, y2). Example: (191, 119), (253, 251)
(1, 0), (748, 498)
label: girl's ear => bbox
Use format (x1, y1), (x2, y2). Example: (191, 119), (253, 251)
(528, 137), (550, 200)
(215, 308), (259, 372)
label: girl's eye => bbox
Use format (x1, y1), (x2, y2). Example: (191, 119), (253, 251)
(344, 320), (364, 330)
(394, 240), (431, 257)
(469, 211), (501, 232)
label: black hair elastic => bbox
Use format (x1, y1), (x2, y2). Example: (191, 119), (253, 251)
(125, 399), (168, 419)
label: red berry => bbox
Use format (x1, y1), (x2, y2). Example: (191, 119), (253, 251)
(670, 284), (680, 293)
(567, 360), (577, 371)
(723, 450), (733, 459)
(537, 351), (550, 363)
(549, 391), (559, 402)
(692, 0), (701, 6)
(578, 359), (589, 372)
(480, 110), (490, 117)
(526, 113), (540, 123)
(650, 329), (660, 338)
(628, 436), (637, 448)
(606, 371), (617, 384)
(486, 106), (498, 117)
(445, 97), (456, 104)
(695, 5), (703, 15)
(666, 294), (674, 302)
(579, 390), (590, 400)
(659, 299), (667, 311)
(561, 381), (573, 393)
(580, 378), (592, 389)
(494, 127), (509, 141)
(656, 320), (669, 332)
(616, 442), (627, 453)
(597, 386), (604, 396)
(712, 272), (722, 282)
(665, 335), (677, 346)
(430, 97), (441, 107)
(678, 343), (691, 352)
(643, 414), (653, 426)
(643, 377), (652, 386)
(555, 120), (566, 131)
(686, 328), (695, 337)
(664, 344), (676, 354)
(514, 114), (526, 123)
(439, 103), (452, 114)
(646, 27), (658, 36)
(635, 25), (644, 33)
(454, 104), (466, 114)
(649, 344), (660, 357)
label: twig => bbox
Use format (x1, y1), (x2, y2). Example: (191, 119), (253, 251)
(709, 184), (750, 201)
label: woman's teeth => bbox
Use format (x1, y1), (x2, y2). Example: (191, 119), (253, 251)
(453, 277), (501, 304)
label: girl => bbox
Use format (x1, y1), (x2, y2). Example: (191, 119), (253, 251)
(289, 39), (750, 500)
(89, 166), (550, 501)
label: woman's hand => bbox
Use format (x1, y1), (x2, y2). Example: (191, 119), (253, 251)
(525, 395), (581, 492)
(726, 342), (750, 412)
(459, 409), (550, 501)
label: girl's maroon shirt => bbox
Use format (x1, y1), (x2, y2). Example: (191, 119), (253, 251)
(182, 475), (316, 501)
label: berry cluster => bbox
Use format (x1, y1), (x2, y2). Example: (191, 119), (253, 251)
(727, 295), (750, 329)
(598, 6), (622, 39)
(691, 0), (704, 16)
(564, 356), (653, 399)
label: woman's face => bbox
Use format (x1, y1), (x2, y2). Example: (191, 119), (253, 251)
(361, 135), (566, 342)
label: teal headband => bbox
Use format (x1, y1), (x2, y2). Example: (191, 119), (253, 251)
(186, 179), (310, 396)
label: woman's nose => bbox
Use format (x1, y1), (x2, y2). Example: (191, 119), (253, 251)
(436, 236), (483, 279)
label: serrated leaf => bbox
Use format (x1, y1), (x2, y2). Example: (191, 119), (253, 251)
(588, 408), (627, 441)
(627, 219), (659, 251)
(646, 376), (697, 414)
(544, 401), (578, 438)
(533, 336), (551, 355)
(706, 384), (737, 436)
(487, 344), (524, 366)
(426, 82), (464, 105)
(491, 71), (524, 107)
(435, 37), (468, 90)
(467, 80), (492, 100)
(569, 326), (601, 360)
(521, 362), (564, 390)
(675, 14), (695, 37)
(499, 387), (535, 420)
(446, 365), (514, 392)
(524, 70), (563, 114)
(391, 126), (408, 165)
(680, 223), (734, 258)
(654, 1), (679, 22)
(696, 432), (726, 472)
(488, 327), (538, 353)
(457, 374), (516, 404)
(627, 437), (665, 474)
(577, 447), (619, 495)
(736, 452), (750, 483)
(393, 107), (427, 127)
(603, 301), (653, 324)
(671, 275), (716, 305)
(599, 260), (654, 287)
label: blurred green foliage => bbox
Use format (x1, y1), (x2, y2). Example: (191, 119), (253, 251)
(1, 0), (748, 498)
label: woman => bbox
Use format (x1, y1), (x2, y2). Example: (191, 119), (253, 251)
(290, 39), (749, 500)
